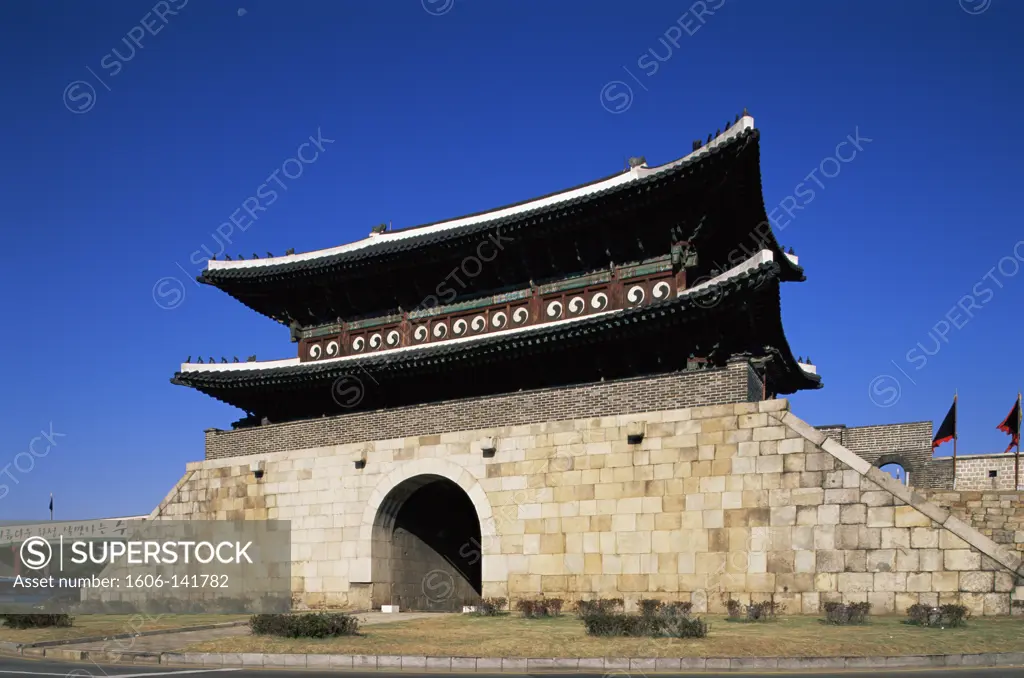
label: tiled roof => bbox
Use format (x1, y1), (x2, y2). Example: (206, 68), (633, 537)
(198, 117), (798, 284)
(174, 258), (818, 396)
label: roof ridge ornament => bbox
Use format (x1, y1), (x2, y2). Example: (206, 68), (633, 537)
(627, 156), (646, 169)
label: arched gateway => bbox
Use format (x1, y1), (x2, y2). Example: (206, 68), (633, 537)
(354, 460), (499, 611)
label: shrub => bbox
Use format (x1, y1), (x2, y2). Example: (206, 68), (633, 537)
(822, 602), (870, 625)
(542, 598), (563, 617)
(639, 599), (662, 618)
(474, 597), (507, 616)
(661, 615), (708, 638)
(582, 612), (707, 638)
(516, 598), (562, 618)
(748, 600), (783, 621)
(0, 614), (73, 629)
(575, 598), (624, 618)
(907, 604), (969, 628)
(939, 604), (970, 627)
(726, 599), (783, 622)
(249, 612), (358, 638)
(661, 601), (693, 618)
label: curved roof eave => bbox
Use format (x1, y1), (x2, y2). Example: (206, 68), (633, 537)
(198, 115), (801, 284)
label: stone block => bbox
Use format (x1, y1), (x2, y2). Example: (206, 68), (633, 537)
(944, 549), (981, 571)
(895, 505), (933, 528)
(820, 437), (871, 474)
(906, 572), (932, 592)
(862, 491), (894, 507)
(984, 593), (1010, 615)
(940, 529), (971, 550)
(867, 549), (896, 573)
(841, 503), (867, 524)
(868, 590), (896, 613)
(838, 572), (872, 592)
(817, 504), (840, 525)
(881, 527), (910, 550)
(874, 572), (907, 592)
(932, 571), (959, 592)
(770, 505), (796, 525)
(816, 550), (844, 573)
(866, 506), (894, 527)
(960, 571), (995, 593)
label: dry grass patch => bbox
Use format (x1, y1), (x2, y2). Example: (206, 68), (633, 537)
(184, 613), (1024, 658)
(0, 614), (247, 644)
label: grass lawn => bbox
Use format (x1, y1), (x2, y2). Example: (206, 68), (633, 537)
(182, 613), (1024, 658)
(0, 614), (248, 644)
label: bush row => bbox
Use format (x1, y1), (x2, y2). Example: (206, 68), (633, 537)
(473, 597), (507, 616)
(249, 612), (358, 638)
(822, 602), (871, 625)
(582, 612), (709, 638)
(515, 598), (563, 618)
(0, 614), (73, 629)
(726, 599), (784, 622)
(906, 604), (970, 628)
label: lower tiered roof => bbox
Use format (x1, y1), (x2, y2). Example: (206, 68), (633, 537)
(173, 251), (820, 424)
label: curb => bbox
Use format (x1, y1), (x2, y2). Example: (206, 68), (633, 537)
(2, 620), (250, 650)
(2, 646), (1023, 671)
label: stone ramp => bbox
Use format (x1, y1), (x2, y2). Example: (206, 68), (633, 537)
(777, 409), (1023, 578)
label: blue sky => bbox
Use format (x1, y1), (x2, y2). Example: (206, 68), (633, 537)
(0, 0), (1021, 519)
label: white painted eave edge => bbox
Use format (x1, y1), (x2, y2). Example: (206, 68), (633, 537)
(205, 116), (756, 273)
(180, 248), (769, 374)
(798, 363), (817, 375)
(680, 249), (773, 297)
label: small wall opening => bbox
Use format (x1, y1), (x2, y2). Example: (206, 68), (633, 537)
(370, 474), (482, 611)
(879, 462), (908, 485)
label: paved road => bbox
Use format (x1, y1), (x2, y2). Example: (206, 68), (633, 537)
(0, 655), (1023, 677)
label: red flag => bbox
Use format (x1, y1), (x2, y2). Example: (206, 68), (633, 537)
(932, 398), (956, 449)
(997, 397), (1021, 453)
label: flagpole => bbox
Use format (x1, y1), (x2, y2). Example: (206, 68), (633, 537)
(1016, 392), (1021, 491)
(952, 391), (958, 490)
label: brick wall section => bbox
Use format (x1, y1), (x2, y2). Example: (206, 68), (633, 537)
(922, 489), (1024, 560)
(816, 422), (952, 489)
(931, 455), (1023, 491)
(205, 360), (758, 460)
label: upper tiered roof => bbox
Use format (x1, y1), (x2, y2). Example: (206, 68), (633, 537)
(197, 114), (801, 326)
(175, 114), (820, 423)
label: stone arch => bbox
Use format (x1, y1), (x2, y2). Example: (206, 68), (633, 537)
(875, 453), (913, 485)
(350, 458), (501, 607)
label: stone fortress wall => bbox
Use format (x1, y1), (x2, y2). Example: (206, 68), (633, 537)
(152, 362), (1024, 615)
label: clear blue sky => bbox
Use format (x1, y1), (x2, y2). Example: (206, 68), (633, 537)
(1, 0), (1021, 519)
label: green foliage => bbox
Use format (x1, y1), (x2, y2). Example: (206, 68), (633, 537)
(822, 602), (871, 625)
(726, 599), (784, 622)
(582, 612), (707, 638)
(906, 604), (970, 628)
(515, 598), (563, 618)
(574, 598), (624, 617)
(582, 598), (705, 638)
(473, 597), (507, 616)
(249, 612), (359, 638)
(0, 614), (73, 629)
